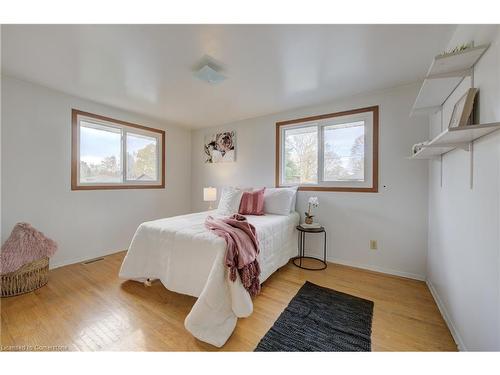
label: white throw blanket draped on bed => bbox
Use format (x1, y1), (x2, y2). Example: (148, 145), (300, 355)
(119, 210), (299, 347)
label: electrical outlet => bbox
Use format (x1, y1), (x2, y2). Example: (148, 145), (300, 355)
(370, 240), (378, 250)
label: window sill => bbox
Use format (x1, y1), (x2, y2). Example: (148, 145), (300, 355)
(277, 185), (378, 193)
(71, 184), (165, 190)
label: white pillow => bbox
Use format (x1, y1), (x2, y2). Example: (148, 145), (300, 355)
(217, 187), (244, 215)
(264, 187), (299, 213)
(264, 188), (296, 215)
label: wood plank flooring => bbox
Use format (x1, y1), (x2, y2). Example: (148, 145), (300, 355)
(0, 252), (457, 351)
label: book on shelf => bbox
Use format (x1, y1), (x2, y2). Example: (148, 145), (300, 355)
(300, 222), (321, 229)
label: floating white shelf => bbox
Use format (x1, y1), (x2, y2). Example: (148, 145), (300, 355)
(411, 44), (490, 116)
(411, 122), (500, 159)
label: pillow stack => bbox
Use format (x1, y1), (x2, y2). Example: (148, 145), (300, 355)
(216, 186), (299, 216)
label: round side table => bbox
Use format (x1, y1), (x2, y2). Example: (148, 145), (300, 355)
(292, 225), (327, 270)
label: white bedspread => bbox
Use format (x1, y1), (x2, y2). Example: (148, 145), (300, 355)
(119, 210), (299, 347)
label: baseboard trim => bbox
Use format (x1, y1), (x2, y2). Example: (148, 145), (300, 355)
(50, 249), (126, 270)
(426, 279), (466, 351)
(327, 257), (426, 281)
(52, 252), (425, 282)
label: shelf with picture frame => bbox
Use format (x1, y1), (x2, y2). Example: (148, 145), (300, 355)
(410, 42), (500, 159)
(409, 42), (500, 188)
(411, 87), (500, 159)
(411, 122), (500, 159)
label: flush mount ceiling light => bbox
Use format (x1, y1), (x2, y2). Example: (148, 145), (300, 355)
(194, 64), (227, 84)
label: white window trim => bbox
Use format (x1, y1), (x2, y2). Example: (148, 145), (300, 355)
(72, 109), (165, 190)
(277, 106), (378, 192)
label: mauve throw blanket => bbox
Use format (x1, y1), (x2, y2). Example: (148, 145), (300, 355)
(205, 214), (261, 296)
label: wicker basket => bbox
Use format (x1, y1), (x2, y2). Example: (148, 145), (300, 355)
(1, 257), (49, 297)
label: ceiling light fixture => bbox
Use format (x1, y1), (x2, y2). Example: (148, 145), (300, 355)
(194, 64), (227, 84)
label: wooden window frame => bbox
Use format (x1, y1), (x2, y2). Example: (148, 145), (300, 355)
(71, 109), (166, 190)
(275, 105), (379, 193)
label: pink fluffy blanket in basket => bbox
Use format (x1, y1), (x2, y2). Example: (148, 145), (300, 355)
(0, 223), (58, 275)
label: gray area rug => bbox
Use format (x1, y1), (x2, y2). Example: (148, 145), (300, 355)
(254, 281), (374, 351)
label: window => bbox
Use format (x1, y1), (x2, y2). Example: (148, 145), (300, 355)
(276, 106), (378, 192)
(71, 109), (165, 190)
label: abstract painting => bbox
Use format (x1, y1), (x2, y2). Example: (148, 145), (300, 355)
(204, 131), (236, 163)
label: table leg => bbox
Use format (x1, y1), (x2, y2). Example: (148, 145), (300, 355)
(300, 232), (304, 266)
(297, 230), (301, 257)
(323, 231), (327, 265)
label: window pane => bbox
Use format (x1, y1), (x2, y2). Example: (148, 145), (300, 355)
(126, 132), (158, 181)
(79, 122), (122, 183)
(323, 121), (365, 181)
(283, 126), (318, 184)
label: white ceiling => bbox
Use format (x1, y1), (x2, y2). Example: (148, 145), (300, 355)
(1, 25), (456, 128)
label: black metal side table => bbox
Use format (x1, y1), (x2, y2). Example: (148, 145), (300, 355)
(293, 225), (327, 270)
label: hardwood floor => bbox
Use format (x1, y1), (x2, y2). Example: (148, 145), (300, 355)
(1, 252), (457, 351)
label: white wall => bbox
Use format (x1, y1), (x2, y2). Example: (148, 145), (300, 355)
(191, 83), (430, 279)
(0, 27), (3, 242)
(1, 76), (192, 268)
(427, 25), (500, 351)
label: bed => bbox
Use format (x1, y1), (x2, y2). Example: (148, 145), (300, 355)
(119, 210), (300, 347)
